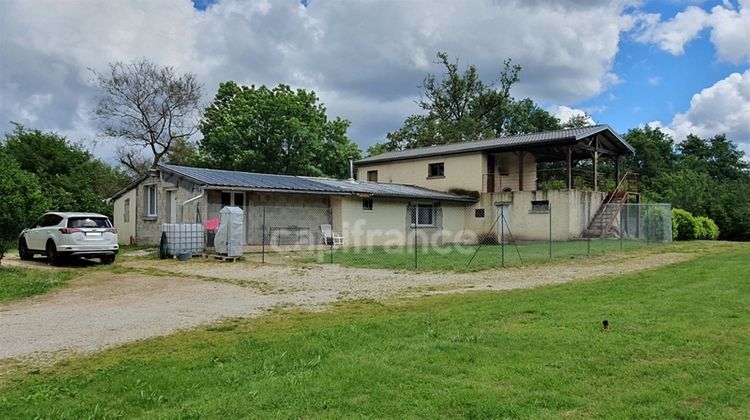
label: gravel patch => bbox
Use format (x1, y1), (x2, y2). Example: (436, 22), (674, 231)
(0, 251), (691, 364)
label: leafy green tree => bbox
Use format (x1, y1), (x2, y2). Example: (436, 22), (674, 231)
(2, 125), (130, 216)
(369, 52), (560, 154)
(197, 82), (361, 178)
(622, 126), (677, 196)
(0, 150), (49, 264)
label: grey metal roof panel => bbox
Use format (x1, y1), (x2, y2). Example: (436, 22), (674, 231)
(158, 164), (475, 202)
(356, 124), (633, 165)
(309, 178), (476, 202)
(159, 164), (343, 193)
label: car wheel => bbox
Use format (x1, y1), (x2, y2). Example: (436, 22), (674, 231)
(18, 238), (33, 261)
(46, 241), (61, 266)
(100, 255), (115, 265)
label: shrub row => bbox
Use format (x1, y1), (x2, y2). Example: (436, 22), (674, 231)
(672, 209), (720, 240)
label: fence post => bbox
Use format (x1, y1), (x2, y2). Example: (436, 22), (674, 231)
(501, 205), (505, 268)
(414, 205), (418, 270)
(261, 207), (266, 263)
(620, 206), (624, 251)
(549, 202), (552, 259)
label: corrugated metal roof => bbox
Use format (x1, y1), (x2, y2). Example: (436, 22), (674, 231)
(158, 164), (475, 202)
(160, 164), (343, 193)
(308, 178), (475, 202)
(356, 124), (634, 165)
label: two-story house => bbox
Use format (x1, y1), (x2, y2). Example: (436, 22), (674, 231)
(355, 125), (638, 241)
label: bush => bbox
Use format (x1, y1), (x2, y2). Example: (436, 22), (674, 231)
(671, 209), (700, 240)
(695, 216), (720, 240)
(538, 179), (566, 191)
(643, 206), (669, 242)
(0, 151), (49, 264)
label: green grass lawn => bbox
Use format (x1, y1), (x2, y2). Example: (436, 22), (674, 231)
(317, 239), (660, 271)
(0, 267), (73, 303)
(1, 243), (748, 418)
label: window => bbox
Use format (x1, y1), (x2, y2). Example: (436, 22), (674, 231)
(39, 214), (63, 227)
(428, 162), (445, 178)
(123, 199), (130, 223)
(531, 200), (550, 213)
(68, 217), (111, 228)
(475, 208), (485, 218)
(145, 185), (157, 217)
(411, 204), (436, 226)
(221, 191), (245, 210)
(367, 170), (378, 182)
(362, 198), (374, 211)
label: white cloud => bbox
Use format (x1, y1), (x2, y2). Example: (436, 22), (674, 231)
(549, 105), (596, 125)
(651, 70), (750, 155)
(0, 0), (639, 161)
(634, 7), (710, 55)
(635, 0), (750, 63)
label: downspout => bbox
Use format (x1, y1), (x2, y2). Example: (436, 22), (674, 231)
(180, 187), (205, 223)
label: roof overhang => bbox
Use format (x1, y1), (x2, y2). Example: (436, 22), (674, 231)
(355, 125), (635, 166)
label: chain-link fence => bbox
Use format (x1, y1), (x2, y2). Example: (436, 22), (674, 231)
(194, 202), (672, 270)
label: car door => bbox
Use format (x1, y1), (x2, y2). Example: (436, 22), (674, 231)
(23, 215), (44, 250)
(40, 215), (64, 248)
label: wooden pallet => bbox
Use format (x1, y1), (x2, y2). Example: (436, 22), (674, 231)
(213, 254), (244, 262)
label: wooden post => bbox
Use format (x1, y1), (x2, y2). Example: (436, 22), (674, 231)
(593, 136), (599, 191)
(566, 146), (573, 189)
(614, 155), (620, 186)
(518, 152), (524, 191)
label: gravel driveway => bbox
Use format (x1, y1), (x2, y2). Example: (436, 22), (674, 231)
(0, 251), (691, 364)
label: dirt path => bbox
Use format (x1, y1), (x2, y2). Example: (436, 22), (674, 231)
(0, 251), (691, 363)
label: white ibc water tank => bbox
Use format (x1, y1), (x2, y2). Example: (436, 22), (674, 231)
(215, 206), (245, 257)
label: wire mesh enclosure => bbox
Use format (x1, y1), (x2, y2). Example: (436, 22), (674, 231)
(193, 200), (672, 270)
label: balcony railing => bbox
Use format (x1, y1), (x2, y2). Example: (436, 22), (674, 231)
(482, 169), (640, 193)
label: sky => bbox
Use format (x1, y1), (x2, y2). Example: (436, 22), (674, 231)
(1, 0), (749, 163)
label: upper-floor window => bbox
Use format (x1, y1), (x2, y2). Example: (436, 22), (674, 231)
(367, 170), (378, 182)
(428, 162), (445, 178)
(145, 185), (157, 217)
(362, 198), (374, 211)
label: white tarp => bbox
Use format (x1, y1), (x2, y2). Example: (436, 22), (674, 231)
(215, 206), (244, 257)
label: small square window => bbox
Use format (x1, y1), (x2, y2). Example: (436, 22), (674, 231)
(428, 162), (445, 178)
(475, 208), (485, 218)
(367, 170), (378, 182)
(362, 198), (374, 211)
(531, 200), (550, 213)
(410, 204), (436, 226)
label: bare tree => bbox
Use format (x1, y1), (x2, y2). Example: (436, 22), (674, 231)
(92, 59), (202, 174)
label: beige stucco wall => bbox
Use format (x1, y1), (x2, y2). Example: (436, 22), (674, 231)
(357, 153), (485, 193)
(114, 171), (203, 245)
(464, 190), (606, 242)
(112, 188), (137, 245)
(335, 197), (469, 247)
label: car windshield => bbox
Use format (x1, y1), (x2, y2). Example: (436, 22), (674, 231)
(67, 217), (111, 229)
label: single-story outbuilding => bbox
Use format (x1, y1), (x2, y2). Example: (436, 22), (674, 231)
(110, 164), (477, 248)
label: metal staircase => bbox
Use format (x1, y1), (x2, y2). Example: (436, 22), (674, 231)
(582, 172), (640, 238)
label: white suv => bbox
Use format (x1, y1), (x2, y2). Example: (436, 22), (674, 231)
(18, 212), (119, 265)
